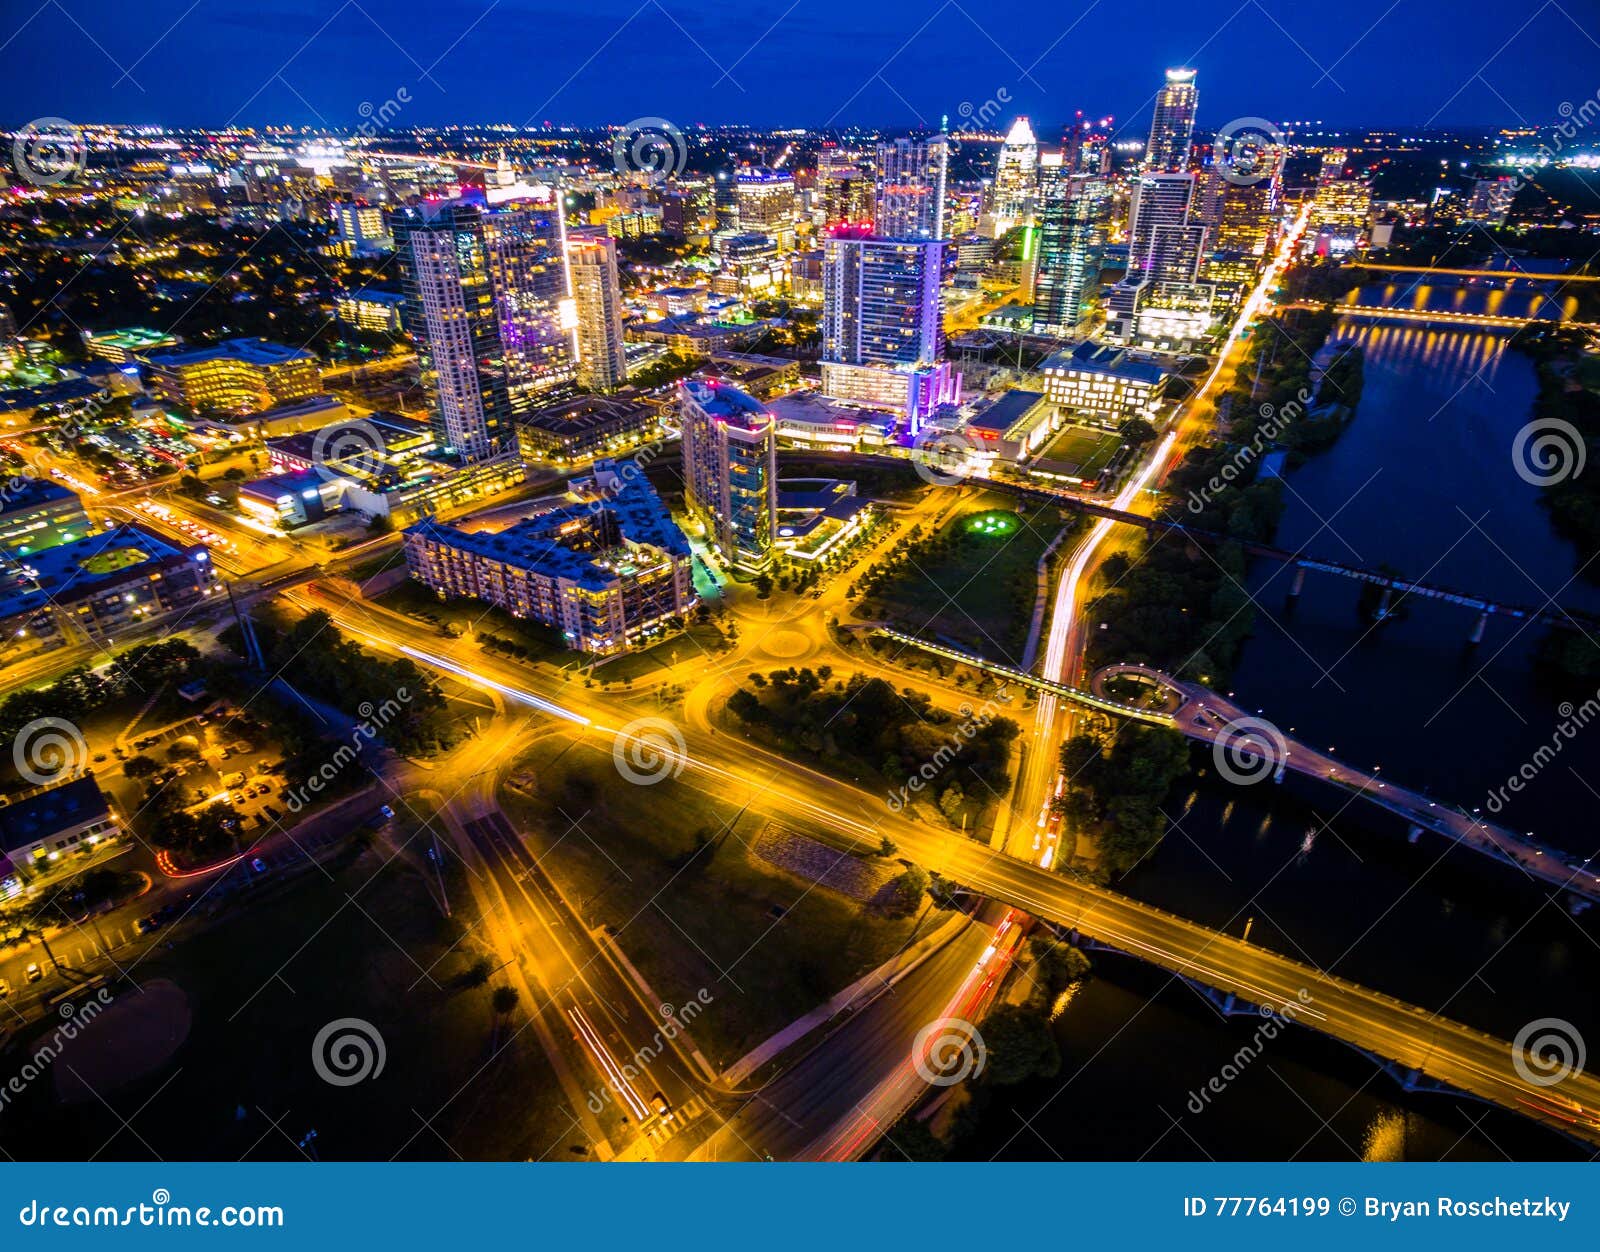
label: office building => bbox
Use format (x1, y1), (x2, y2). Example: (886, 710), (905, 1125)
(678, 378), (778, 571)
(1034, 155), (1111, 335)
(1145, 68), (1198, 172)
(332, 202), (393, 255)
(1128, 173), (1201, 279)
(818, 146), (874, 226)
(874, 135), (949, 239)
(1039, 341), (1170, 425)
(335, 289), (406, 333)
(403, 464), (693, 656)
(0, 777), (119, 879)
(1467, 177), (1517, 227)
(566, 233), (628, 393)
(735, 168), (797, 246)
(991, 117), (1039, 232)
(144, 338), (321, 415)
(394, 196), (576, 461)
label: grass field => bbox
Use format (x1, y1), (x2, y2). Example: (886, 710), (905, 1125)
(500, 735), (928, 1067)
(1036, 423), (1124, 477)
(0, 806), (572, 1162)
(863, 502), (1059, 661)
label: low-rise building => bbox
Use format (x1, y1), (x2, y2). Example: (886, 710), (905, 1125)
(0, 777), (119, 881)
(145, 338), (322, 415)
(81, 327), (180, 365)
(1039, 341), (1169, 427)
(0, 478), (93, 555)
(514, 395), (661, 466)
(335, 289), (406, 333)
(705, 352), (801, 400)
(402, 464), (694, 655)
(963, 389), (1056, 462)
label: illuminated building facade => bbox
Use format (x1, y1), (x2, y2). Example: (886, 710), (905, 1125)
(1145, 68), (1198, 172)
(1034, 156), (1111, 335)
(991, 117), (1039, 232)
(393, 196), (576, 462)
(403, 465), (693, 656)
(145, 338), (321, 415)
(566, 233), (628, 393)
(874, 135), (949, 240)
(678, 378), (778, 571)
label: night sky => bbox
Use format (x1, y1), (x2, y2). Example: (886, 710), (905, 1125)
(2, 0), (1596, 137)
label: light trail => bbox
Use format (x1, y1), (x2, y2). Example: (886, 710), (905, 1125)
(568, 1005), (650, 1122)
(394, 645), (592, 725)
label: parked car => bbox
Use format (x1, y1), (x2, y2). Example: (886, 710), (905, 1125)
(25, 962), (42, 983)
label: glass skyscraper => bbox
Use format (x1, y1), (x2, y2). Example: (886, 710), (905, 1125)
(1034, 157), (1110, 336)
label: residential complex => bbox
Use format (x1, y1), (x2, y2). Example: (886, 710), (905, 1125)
(678, 377), (778, 571)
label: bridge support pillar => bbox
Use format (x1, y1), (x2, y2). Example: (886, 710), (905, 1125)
(1469, 611), (1488, 644)
(1288, 566), (1306, 598)
(1376, 587), (1394, 619)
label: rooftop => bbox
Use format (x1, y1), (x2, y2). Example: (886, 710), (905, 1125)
(1043, 341), (1169, 386)
(968, 390), (1047, 433)
(0, 776), (111, 855)
(145, 337), (316, 370)
(2, 522), (209, 617)
(0, 477), (80, 518)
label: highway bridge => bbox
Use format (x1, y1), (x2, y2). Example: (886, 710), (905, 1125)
(1346, 262), (1600, 284)
(976, 476), (1600, 640)
(873, 630), (1600, 907)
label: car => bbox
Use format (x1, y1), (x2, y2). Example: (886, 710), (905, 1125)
(25, 962), (42, 983)
(250, 858), (268, 874)
(650, 1091), (673, 1120)
(379, 805), (395, 820)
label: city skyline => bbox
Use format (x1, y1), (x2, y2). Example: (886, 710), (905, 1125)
(3, 0), (1596, 135)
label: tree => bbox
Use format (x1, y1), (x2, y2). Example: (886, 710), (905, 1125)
(938, 782), (966, 824)
(122, 754), (159, 780)
(982, 1004), (1061, 1085)
(490, 985), (519, 1016)
(877, 836), (898, 858)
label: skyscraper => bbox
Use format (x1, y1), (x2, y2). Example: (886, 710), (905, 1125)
(819, 227), (957, 427)
(1034, 154), (1110, 336)
(394, 195), (575, 460)
(566, 232), (628, 393)
(736, 168), (797, 244)
(991, 117), (1039, 232)
(818, 146), (874, 227)
(1145, 68), (1198, 173)
(874, 135), (949, 239)
(678, 378), (778, 572)
(1128, 173), (1202, 281)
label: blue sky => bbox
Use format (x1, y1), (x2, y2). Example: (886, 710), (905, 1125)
(3, 0), (1597, 137)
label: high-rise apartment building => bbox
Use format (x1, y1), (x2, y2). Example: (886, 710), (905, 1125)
(1145, 68), (1198, 172)
(819, 146), (875, 227)
(736, 168), (797, 246)
(1034, 155), (1111, 336)
(1128, 173), (1202, 281)
(819, 228), (958, 427)
(566, 232), (628, 393)
(874, 135), (949, 239)
(678, 378), (778, 572)
(393, 195), (576, 461)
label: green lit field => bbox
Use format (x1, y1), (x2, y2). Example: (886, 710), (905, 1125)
(1035, 424), (1123, 478)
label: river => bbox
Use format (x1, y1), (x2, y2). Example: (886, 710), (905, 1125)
(958, 291), (1600, 1162)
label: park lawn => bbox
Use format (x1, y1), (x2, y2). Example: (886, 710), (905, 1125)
(499, 735), (924, 1068)
(373, 579), (576, 668)
(590, 621), (731, 683)
(0, 813), (571, 1163)
(865, 503), (1058, 661)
